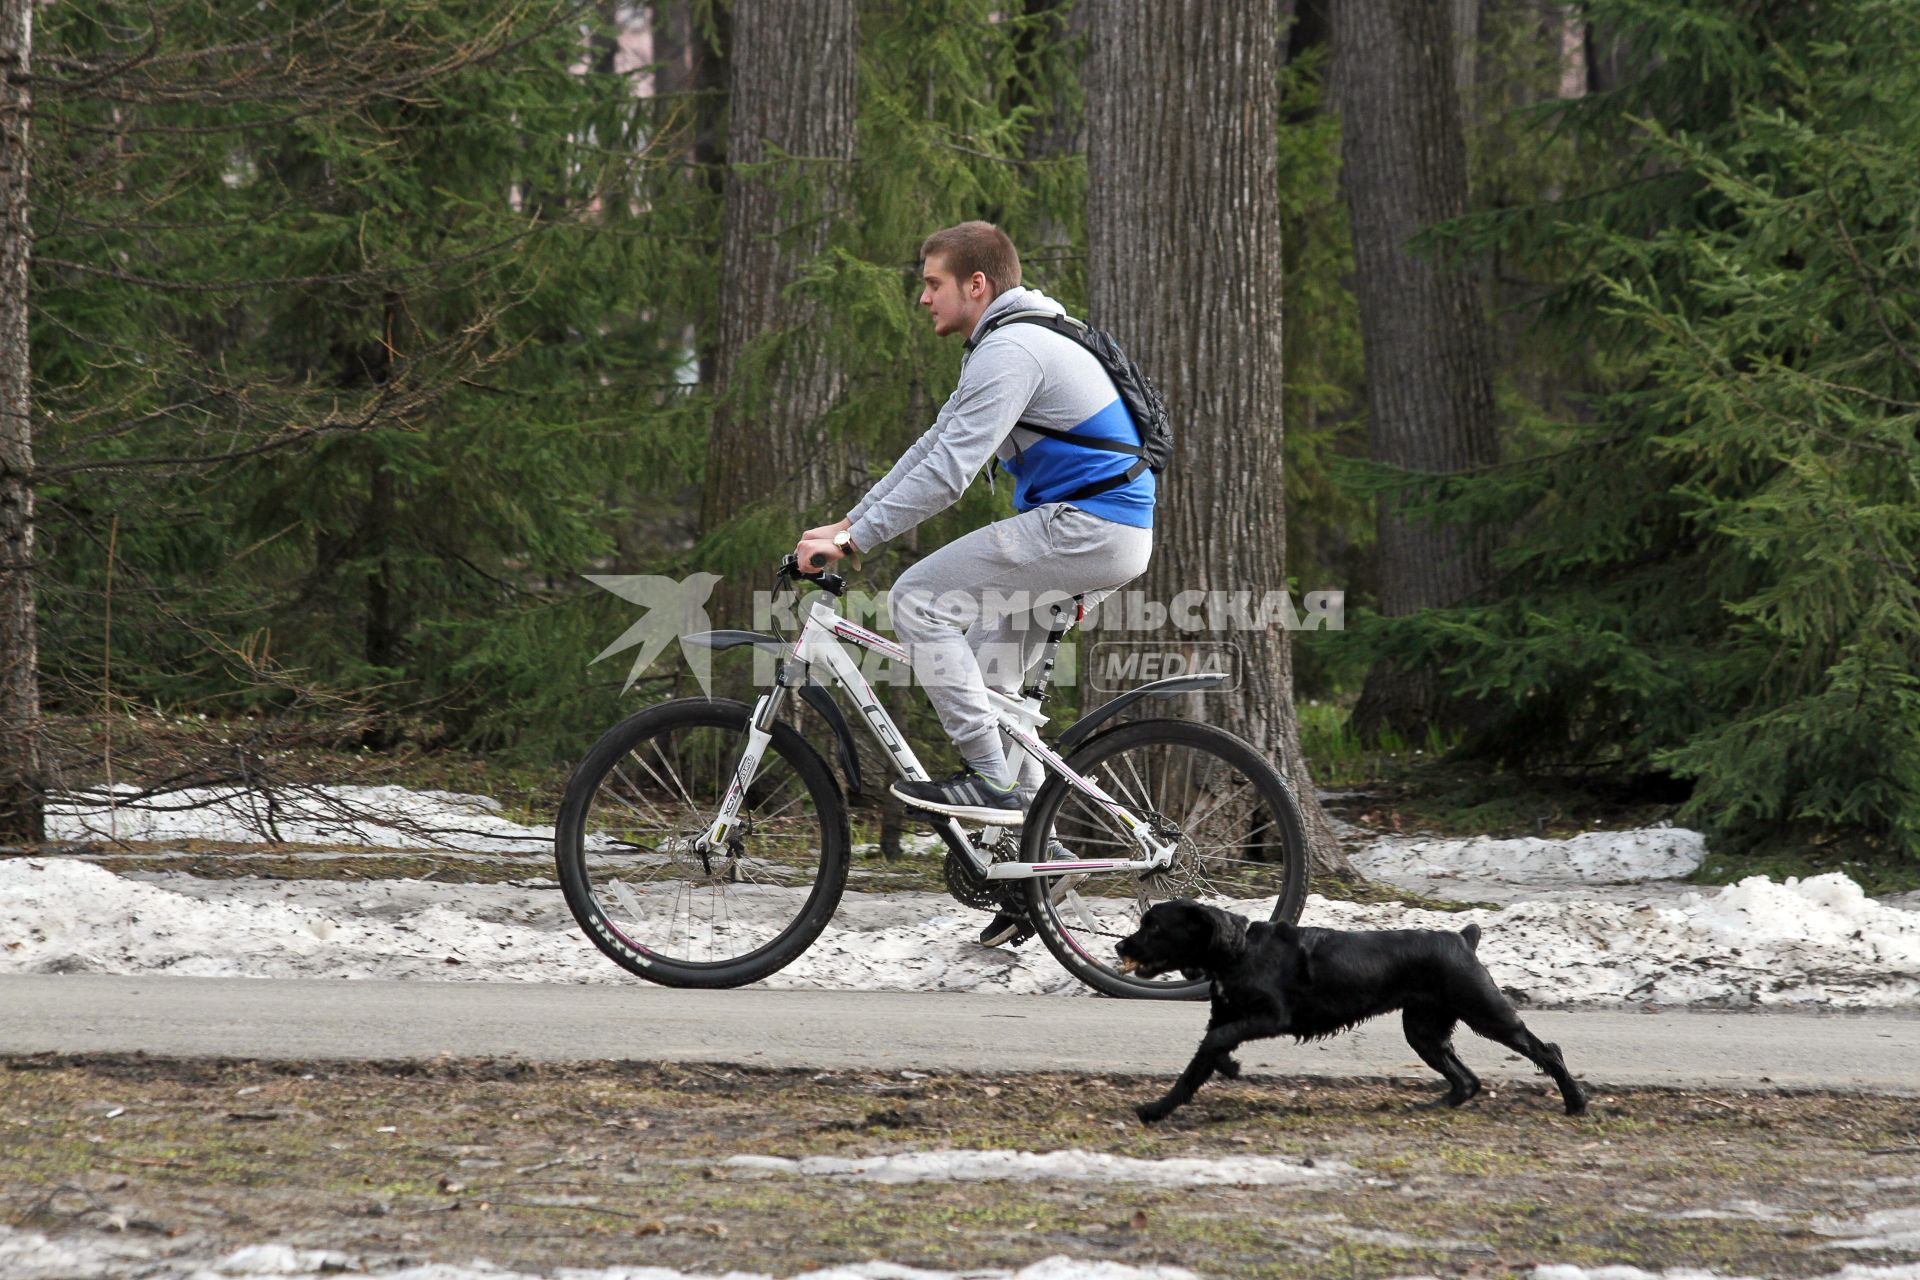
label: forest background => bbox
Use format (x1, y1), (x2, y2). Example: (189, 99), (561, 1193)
(2, 0), (1916, 883)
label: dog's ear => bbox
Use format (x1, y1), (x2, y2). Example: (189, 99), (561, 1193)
(1204, 906), (1250, 966)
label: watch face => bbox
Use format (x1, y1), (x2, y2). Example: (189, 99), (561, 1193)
(834, 531), (851, 547)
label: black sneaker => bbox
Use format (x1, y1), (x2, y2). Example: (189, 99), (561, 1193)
(891, 769), (1024, 825)
(979, 909), (1034, 948)
(977, 842), (1079, 949)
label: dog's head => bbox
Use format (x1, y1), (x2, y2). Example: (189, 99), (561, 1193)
(1115, 900), (1251, 979)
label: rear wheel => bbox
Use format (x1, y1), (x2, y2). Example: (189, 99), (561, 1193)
(1021, 718), (1308, 999)
(554, 698), (849, 988)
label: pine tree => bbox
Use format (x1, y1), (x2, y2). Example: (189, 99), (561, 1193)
(1373, 0), (1920, 862)
(28, 0), (707, 778)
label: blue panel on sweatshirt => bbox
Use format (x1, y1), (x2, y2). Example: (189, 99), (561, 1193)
(1002, 396), (1155, 528)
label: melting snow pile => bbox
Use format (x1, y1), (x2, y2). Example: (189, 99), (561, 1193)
(722, 1148), (1347, 1186)
(1352, 826), (1707, 886)
(0, 1226), (1202, 1280)
(47, 784), (561, 851)
(1305, 871), (1920, 1008)
(9, 784), (1919, 1008)
(1813, 1208), (1920, 1251)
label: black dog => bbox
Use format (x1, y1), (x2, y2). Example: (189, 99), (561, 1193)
(1116, 900), (1587, 1123)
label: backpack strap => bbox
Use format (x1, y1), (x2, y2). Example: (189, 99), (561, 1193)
(967, 310), (1146, 456)
(1017, 421), (1145, 457)
(963, 307), (1081, 354)
(968, 308), (1151, 504)
(1054, 457), (1151, 504)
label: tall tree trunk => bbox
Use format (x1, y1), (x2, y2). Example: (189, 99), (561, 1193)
(1336, 0), (1500, 743)
(699, 0), (854, 623)
(1086, 0), (1350, 878)
(1450, 0), (1482, 108)
(0, 0), (41, 842)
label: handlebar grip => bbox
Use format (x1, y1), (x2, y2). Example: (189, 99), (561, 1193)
(808, 552), (829, 569)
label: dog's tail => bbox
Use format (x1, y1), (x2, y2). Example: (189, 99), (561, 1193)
(1459, 923), (1482, 952)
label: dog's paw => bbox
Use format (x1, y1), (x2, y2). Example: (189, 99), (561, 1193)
(1564, 1094), (1589, 1116)
(1409, 1091), (1475, 1111)
(1134, 1101), (1171, 1125)
(1215, 1055), (1243, 1080)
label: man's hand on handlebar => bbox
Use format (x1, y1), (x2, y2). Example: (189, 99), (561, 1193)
(794, 518), (858, 572)
(800, 517), (851, 544)
(794, 536), (845, 571)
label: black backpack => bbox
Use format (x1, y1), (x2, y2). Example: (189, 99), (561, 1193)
(965, 309), (1172, 504)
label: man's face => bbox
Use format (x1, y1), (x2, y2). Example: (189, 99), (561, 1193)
(919, 255), (988, 338)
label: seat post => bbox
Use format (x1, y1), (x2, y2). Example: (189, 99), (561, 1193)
(1022, 596), (1084, 701)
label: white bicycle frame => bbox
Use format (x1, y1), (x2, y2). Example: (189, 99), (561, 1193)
(701, 595), (1181, 880)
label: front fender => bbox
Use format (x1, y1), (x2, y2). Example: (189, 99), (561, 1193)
(1056, 672), (1230, 753)
(681, 629), (785, 655)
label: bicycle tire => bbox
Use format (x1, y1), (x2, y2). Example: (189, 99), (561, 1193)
(554, 697), (850, 989)
(1021, 718), (1309, 1000)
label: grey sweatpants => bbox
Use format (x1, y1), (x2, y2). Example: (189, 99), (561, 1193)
(889, 503), (1153, 797)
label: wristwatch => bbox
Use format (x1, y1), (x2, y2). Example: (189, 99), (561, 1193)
(833, 529), (859, 554)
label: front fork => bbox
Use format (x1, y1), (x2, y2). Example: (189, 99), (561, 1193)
(700, 685), (789, 851)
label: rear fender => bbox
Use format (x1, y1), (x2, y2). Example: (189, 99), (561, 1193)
(1056, 672), (1230, 753)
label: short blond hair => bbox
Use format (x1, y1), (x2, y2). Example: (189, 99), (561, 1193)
(919, 221), (1021, 296)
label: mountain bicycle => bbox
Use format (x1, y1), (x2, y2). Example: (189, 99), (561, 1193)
(553, 555), (1307, 998)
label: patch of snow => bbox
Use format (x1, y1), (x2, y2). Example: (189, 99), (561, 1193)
(1660, 1200), (1789, 1223)
(1353, 826), (1706, 886)
(1304, 872), (1920, 1008)
(13, 786), (1920, 1007)
(722, 1148), (1347, 1186)
(1812, 1207), (1920, 1250)
(3, 856), (1918, 1006)
(47, 784), (560, 851)
(0, 1225), (1202, 1280)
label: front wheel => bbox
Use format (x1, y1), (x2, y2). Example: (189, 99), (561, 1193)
(1021, 718), (1308, 999)
(554, 698), (850, 988)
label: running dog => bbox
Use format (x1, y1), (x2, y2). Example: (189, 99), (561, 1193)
(1116, 899), (1587, 1123)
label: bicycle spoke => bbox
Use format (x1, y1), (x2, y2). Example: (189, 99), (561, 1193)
(1022, 724), (1306, 1000)
(559, 704), (844, 983)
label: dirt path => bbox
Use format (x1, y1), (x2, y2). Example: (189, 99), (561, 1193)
(3, 1055), (1918, 1279)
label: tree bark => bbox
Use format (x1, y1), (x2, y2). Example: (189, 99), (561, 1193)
(0, 0), (41, 842)
(699, 0), (855, 623)
(1085, 0), (1350, 878)
(1335, 0), (1500, 743)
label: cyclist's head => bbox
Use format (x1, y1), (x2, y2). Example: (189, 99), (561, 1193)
(919, 222), (1020, 338)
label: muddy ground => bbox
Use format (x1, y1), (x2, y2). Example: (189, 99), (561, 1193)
(2, 1055), (1917, 1278)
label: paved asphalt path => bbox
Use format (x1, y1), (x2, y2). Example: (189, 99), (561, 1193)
(1, 974), (1915, 1093)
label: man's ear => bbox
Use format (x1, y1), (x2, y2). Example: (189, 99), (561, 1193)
(1204, 906), (1249, 966)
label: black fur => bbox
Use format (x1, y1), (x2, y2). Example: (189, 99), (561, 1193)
(1116, 900), (1587, 1123)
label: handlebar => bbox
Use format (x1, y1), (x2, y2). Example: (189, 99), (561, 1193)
(780, 553), (847, 597)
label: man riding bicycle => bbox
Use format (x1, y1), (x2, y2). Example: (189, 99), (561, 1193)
(793, 221), (1155, 945)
